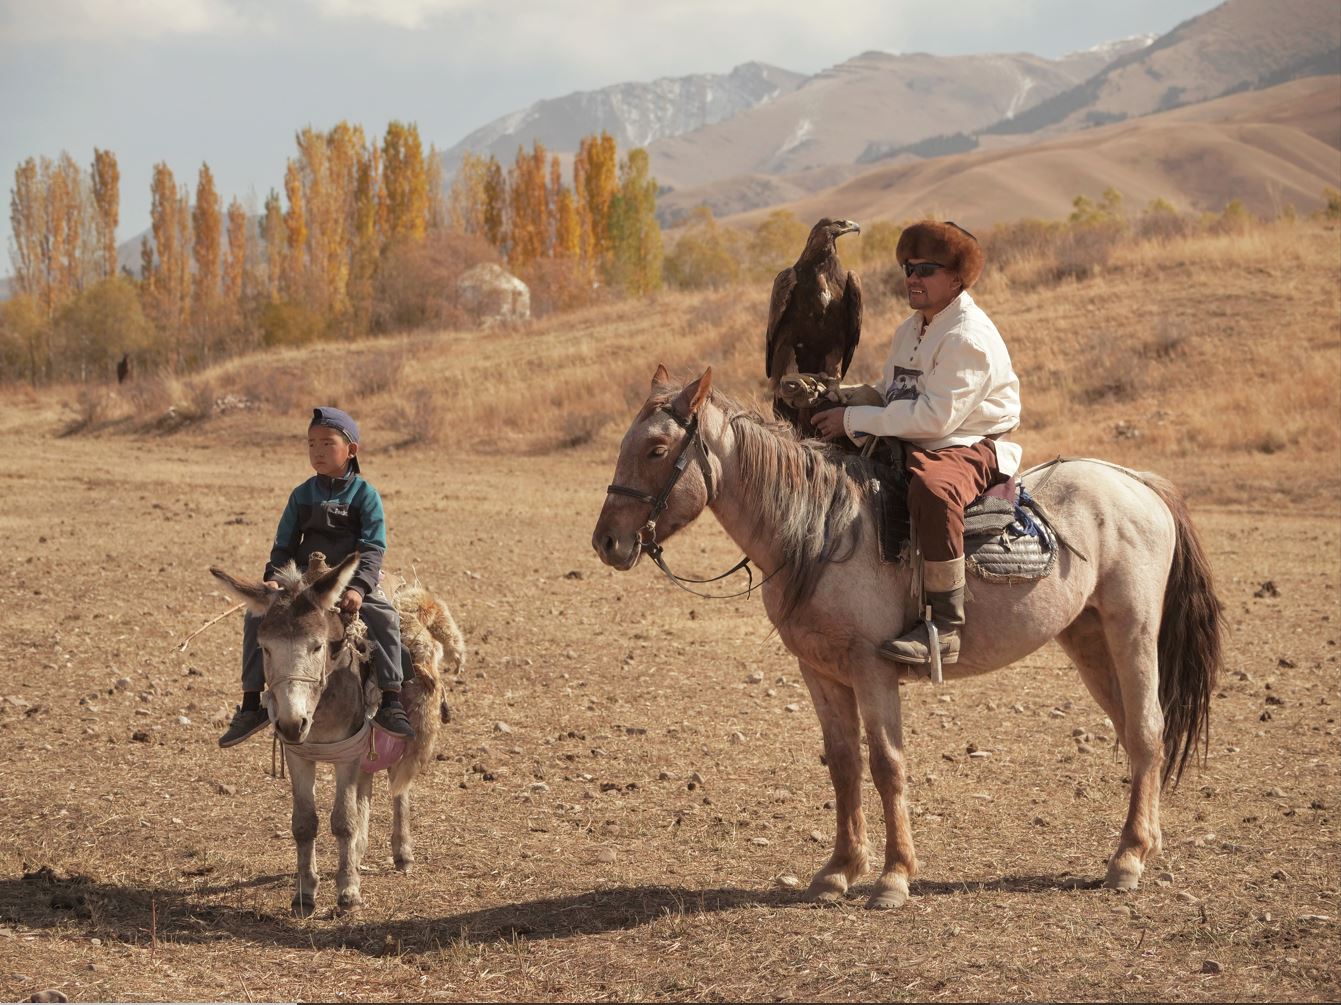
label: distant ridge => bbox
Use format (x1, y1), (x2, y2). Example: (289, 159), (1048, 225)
(985, 0), (1341, 136)
(440, 61), (806, 172)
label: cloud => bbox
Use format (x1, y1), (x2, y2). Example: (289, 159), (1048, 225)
(0, 0), (258, 41)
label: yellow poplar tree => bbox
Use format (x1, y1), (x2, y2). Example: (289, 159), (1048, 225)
(607, 148), (663, 295)
(260, 190), (284, 301)
(481, 155), (506, 253)
(282, 158), (307, 300)
(578, 132), (618, 269)
(223, 197), (250, 334)
(382, 120), (428, 242)
(91, 148), (120, 280)
(507, 141), (550, 268)
(448, 151), (489, 237)
(192, 162), (222, 360)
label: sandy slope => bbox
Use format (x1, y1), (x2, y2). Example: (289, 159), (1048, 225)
(726, 77), (1341, 230)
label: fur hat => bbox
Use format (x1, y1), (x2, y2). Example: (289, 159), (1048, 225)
(896, 220), (984, 289)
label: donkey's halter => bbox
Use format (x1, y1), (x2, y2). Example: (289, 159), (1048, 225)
(605, 403), (777, 600)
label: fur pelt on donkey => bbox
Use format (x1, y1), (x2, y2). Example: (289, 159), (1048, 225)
(211, 551), (465, 915)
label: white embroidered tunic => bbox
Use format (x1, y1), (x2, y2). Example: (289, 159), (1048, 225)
(842, 290), (1023, 476)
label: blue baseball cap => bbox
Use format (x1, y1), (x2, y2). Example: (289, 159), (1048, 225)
(310, 406), (359, 444)
(309, 407), (361, 474)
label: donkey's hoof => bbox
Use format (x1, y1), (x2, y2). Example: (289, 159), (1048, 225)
(336, 890), (363, 912)
(394, 856), (414, 874)
(291, 895), (317, 918)
(866, 877), (910, 910)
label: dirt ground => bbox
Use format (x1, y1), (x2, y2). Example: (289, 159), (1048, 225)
(0, 394), (1337, 1003)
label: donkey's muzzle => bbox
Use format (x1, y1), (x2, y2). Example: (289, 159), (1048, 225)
(275, 716), (311, 745)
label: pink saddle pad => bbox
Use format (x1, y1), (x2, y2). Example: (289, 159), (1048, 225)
(360, 721), (409, 774)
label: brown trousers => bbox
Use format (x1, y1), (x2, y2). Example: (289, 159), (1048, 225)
(905, 439), (1005, 563)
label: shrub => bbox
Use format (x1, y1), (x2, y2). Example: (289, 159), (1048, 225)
(372, 229), (498, 333)
(259, 301), (325, 348)
(663, 207), (745, 290)
(1321, 186), (1341, 221)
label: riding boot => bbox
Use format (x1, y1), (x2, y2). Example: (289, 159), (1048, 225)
(878, 557), (966, 666)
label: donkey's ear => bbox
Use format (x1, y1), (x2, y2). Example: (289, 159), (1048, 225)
(651, 363), (671, 391)
(305, 551), (361, 611)
(210, 567), (277, 616)
(672, 367), (713, 418)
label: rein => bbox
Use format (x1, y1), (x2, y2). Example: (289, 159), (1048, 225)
(606, 403), (778, 600)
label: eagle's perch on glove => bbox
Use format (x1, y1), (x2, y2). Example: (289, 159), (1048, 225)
(765, 217), (864, 434)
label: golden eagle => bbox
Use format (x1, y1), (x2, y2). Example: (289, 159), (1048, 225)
(765, 218), (863, 433)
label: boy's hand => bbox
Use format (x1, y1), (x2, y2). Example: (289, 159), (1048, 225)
(339, 588), (363, 615)
(264, 580), (281, 591)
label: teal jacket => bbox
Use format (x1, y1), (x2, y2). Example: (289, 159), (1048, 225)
(263, 469), (387, 597)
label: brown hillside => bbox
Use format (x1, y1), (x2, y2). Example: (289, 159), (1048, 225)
(994, 0), (1341, 137)
(648, 45), (1149, 193)
(729, 76), (1341, 230)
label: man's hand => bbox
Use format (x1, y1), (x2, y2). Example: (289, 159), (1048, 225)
(339, 588), (363, 615)
(812, 407), (848, 440)
(264, 580), (281, 591)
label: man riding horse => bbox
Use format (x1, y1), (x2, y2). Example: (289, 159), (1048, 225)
(813, 221), (1020, 668)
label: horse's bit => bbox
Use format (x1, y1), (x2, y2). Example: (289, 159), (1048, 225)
(605, 403), (775, 600)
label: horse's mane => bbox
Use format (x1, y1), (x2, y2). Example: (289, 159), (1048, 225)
(658, 386), (876, 621)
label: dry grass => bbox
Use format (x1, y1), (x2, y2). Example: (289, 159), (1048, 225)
(94, 220), (1338, 511)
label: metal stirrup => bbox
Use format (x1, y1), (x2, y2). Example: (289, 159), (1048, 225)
(925, 604), (943, 685)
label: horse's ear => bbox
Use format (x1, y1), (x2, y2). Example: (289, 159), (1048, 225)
(305, 551), (361, 612)
(651, 363), (671, 391)
(210, 567), (277, 617)
(673, 367), (713, 418)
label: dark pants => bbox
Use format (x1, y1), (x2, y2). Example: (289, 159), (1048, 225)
(242, 590), (404, 693)
(906, 440), (1005, 562)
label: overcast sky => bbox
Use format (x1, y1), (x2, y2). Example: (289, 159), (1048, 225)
(2, 0), (1223, 249)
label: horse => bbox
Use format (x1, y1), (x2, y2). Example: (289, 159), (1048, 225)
(592, 366), (1222, 910)
(210, 552), (464, 915)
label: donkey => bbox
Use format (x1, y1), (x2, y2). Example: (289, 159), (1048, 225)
(593, 367), (1222, 909)
(211, 552), (464, 915)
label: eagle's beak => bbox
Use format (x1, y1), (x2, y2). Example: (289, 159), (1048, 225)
(840, 220), (861, 235)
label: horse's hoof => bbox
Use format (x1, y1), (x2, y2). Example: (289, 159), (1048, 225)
(1104, 858), (1143, 891)
(1104, 870), (1141, 891)
(394, 856), (414, 874)
(336, 891), (363, 912)
(866, 877), (910, 910)
(291, 896), (316, 918)
(805, 875), (848, 904)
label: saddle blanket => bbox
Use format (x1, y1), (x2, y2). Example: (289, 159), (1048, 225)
(874, 478), (1057, 583)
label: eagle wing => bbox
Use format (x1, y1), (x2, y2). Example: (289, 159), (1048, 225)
(840, 270), (863, 378)
(764, 267), (797, 380)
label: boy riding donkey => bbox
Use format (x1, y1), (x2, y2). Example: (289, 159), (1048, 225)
(813, 222), (1021, 668)
(219, 407), (416, 747)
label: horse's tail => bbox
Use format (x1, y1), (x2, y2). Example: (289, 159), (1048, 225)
(1143, 474), (1223, 788)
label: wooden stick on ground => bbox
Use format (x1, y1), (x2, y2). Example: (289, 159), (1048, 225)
(176, 602), (245, 653)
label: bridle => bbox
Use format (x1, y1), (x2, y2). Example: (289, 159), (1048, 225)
(605, 402), (777, 599)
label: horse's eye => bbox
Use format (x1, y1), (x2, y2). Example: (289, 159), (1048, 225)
(310, 641), (323, 654)
(648, 445), (668, 459)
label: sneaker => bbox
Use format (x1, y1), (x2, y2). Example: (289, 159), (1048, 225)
(373, 702), (416, 740)
(218, 706), (270, 748)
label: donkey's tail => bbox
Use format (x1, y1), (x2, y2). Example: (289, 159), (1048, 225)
(1144, 474), (1223, 788)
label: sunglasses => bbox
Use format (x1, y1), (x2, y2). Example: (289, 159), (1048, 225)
(903, 261), (947, 278)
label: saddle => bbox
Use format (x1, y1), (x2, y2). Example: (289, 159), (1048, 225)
(868, 443), (1058, 583)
